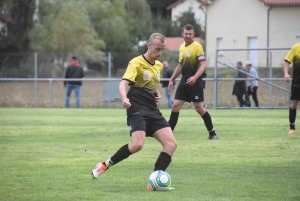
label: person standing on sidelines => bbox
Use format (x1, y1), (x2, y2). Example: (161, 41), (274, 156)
(284, 43), (300, 135)
(245, 61), (259, 107)
(232, 61), (251, 107)
(64, 56), (84, 108)
(167, 24), (218, 140)
(161, 61), (175, 108)
(91, 33), (177, 190)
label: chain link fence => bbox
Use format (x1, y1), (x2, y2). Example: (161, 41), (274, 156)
(214, 48), (291, 109)
(0, 48), (292, 108)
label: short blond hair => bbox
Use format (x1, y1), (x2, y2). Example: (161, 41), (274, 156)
(148, 33), (166, 44)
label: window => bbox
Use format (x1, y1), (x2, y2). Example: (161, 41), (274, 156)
(248, 37), (257, 67)
(217, 37), (223, 55)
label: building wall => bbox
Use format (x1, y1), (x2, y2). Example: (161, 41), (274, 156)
(269, 6), (300, 48)
(205, 0), (300, 68)
(206, 0), (268, 67)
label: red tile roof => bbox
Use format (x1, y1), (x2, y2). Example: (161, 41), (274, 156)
(165, 37), (204, 51)
(261, 0), (300, 5)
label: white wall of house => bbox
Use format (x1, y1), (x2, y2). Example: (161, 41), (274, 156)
(206, 0), (268, 67)
(205, 0), (300, 68)
(269, 6), (300, 48)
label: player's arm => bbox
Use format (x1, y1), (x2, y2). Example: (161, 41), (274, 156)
(119, 79), (131, 109)
(284, 61), (291, 82)
(186, 60), (206, 85)
(168, 63), (182, 91)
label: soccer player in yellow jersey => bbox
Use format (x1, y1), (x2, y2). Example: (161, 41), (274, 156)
(284, 43), (300, 135)
(168, 24), (218, 140)
(91, 33), (177, 189)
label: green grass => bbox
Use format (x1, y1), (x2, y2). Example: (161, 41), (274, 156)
(0, 108), (299, 201)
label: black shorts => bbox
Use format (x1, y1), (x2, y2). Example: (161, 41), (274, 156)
(290, 86), (300, 100)
(175, 77), (204, 102)
(127, 109), (170, 137)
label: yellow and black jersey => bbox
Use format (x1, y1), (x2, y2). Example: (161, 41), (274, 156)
(122, 55), (162, 110)
(285, 43), (300, 87)
(179, 40), (205, 77)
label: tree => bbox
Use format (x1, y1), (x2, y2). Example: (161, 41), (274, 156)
(170, 8), (204, 38)
(0, 0), (35, 77)
(30, 0), (105, 77)
(146, 0), (177, 19)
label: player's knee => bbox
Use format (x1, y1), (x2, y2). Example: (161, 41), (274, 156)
(130, 141), (144, 153)
(171, 104), (181, 112)
(167, 140), (177, 151)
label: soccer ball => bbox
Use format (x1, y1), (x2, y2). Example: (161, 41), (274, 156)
(148, 170), (171, 191)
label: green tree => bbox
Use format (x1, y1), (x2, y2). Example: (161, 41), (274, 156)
(0, 0), (35, 77)
(170, 8), (204, 38)
(30, 0), (105, 77)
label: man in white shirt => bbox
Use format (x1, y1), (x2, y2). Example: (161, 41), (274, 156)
(246, 61), (259, 107)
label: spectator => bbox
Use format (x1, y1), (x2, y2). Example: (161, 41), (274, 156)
(64, 56), (84, 108)
(161, 61), (175, 108)
(232, 61), (251, 107)
(246, 61), (259, 107)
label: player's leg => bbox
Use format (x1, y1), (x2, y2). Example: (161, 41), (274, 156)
(193, 102), (218, 140)
(153, 127), (177, 171)
(190, 82), (218, 140)
(91, 115), (146, 179)
(168, 99), (185, 131)
(168, 81), (186, 131)
(289, 100), (298, 134)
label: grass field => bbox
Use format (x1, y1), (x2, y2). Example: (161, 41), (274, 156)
(1, 108), (299, 201)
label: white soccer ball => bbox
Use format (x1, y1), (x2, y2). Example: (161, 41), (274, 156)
(148, 170), (171, 191)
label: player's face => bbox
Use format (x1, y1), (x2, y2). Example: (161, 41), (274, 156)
(149, 39), (166, 61)
(182, 29), (195, 44)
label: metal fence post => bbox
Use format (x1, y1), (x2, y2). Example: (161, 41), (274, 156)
(269, 52), (273, 107)
(34, 52), (38, 107)
(213, 49), (218, 109)
(108, 52), (111, 78)
(49, 79), (53, 108)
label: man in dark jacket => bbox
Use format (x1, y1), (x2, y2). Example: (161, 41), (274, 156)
(64, 56), (84, 108)
(232, 61), (251, 107)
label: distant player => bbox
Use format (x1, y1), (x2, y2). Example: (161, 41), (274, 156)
(91, 33), (177, 190)
(167, 24), (218, 140)
(284, 43), (300, 134)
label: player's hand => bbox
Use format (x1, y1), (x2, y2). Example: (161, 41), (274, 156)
(155, 91), (161, 102)
(186, 76), (196, 85)
(168, 81), (174, 92)
(122, 98), (131, 109)
(284, 74), (291, 82)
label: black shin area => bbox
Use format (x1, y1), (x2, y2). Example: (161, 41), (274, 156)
(154, 152), (171, 171)
(110, 144), (132, 165)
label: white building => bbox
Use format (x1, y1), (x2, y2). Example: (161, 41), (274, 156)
(167, 0), (300, 67)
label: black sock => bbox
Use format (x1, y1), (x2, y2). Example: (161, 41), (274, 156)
(289, 107), (296, 130)
(154, 152), (171, 171)
(110, 144), (132, 165)
(201, 111), (216, 136)
(168, 111), (179, 131)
